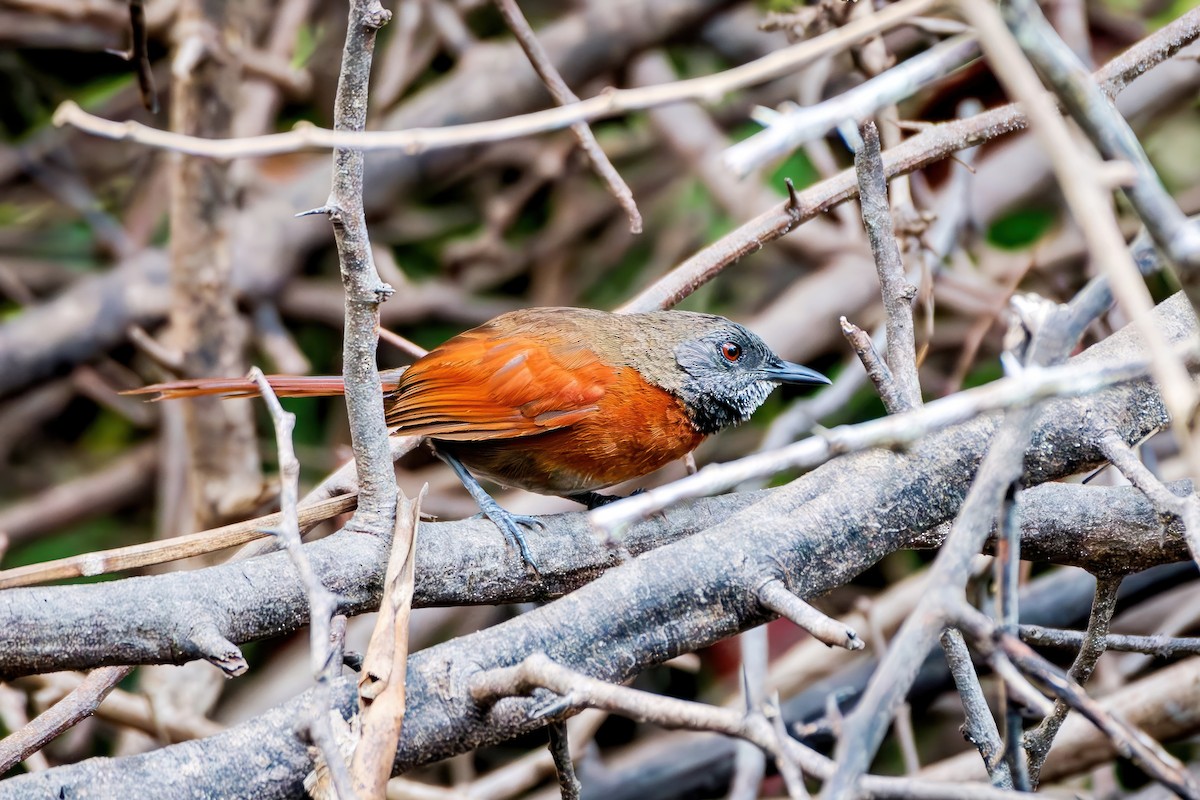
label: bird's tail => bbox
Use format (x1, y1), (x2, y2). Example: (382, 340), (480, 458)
(124, 374), (350, 401)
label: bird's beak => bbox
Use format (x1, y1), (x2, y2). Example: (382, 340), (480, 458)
(762, 358), (832, 386)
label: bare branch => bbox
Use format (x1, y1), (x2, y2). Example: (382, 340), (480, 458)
(725, 35), (981, 177)
(51, 0), (939, 161)
(853, 120), (922, 412)
(493, 0), (640, 233)
(250, 367), (356, 800)
(0, 666), (132, 774)
(758, 579), (863, 651)
(939, 628), (1012, 788)
(315, 0), (397, 537)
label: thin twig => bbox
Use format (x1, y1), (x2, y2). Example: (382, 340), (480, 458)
(729, 626), (768, 800)
(1018, 625), (1200, 657)
(940, 628), (1012, 788)
(758, 579), (863, 651)
(129, 0), (157, 112)
(1024, 574), (1123, 783)
(52, 0), (939, 160)
(493, 0), (641, 233)
(725, 34), (981, 177)
(853, 120), (921, 412)
(993, 487), (1029, 789)
(250, 369), (356, 800)
(547, 721), (582, 800)
(0, 665), (133, 774)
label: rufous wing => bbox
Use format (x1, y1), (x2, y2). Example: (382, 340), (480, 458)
(386, 327), (618, 440)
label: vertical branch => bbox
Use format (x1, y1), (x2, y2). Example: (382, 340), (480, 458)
(993, 487), (1030, 789)
(852, 121), (921, 411)
(168, 0), (263, 532)
(250, 370), (356, 800)
(547, 721), (582, 800)
(307, 0), (396, 536)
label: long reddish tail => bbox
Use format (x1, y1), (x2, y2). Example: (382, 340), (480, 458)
(124, 375), (350, 401)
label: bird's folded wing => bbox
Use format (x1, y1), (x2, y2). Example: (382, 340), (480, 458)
(386, 329), (617, 440)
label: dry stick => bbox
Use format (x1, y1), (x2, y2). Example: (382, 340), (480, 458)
(955, 604), (1200, 799)
(351, 489), (423, 797)
(853, 120), (922, 412)
(1018, 625), (1200, 657)
(470, 654), (1037, 800)
(1100, 430), (1200, 569)
(957, 0), (1200, 485)
(725, 33), (981, 177)
(492, 0), (641, 233)
(1024, 574), (1122, 781)
(305, 0), (397, 538)
(0, 493), (359, 589)
(0, 666), (132, 775)
(250, 369), (356, 800)
(51, 0), (939, 160)
(766, 696), (811, 800)
(939, 628), (1011, 789)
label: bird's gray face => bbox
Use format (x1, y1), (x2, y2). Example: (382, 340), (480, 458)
(674, 323), (831, 435)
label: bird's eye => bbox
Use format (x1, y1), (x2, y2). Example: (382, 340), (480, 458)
(720, 341), (742, 362)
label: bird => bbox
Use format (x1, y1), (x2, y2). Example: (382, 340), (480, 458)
(130, 307), (830, 570)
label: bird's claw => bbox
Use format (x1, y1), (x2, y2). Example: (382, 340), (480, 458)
(477, 498), (542, 572)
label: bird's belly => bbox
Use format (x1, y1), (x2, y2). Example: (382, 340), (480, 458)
(436, 389), (705, 495)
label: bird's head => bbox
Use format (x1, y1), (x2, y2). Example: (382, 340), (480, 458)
(614, 314), (830, 438)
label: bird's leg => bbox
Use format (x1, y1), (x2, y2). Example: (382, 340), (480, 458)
(435, 448), (542, 572)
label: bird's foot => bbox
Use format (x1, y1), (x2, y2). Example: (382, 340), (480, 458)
(476, 495), (543, 572)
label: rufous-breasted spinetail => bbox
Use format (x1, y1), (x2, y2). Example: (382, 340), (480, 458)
(132, 307), (831, 569)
